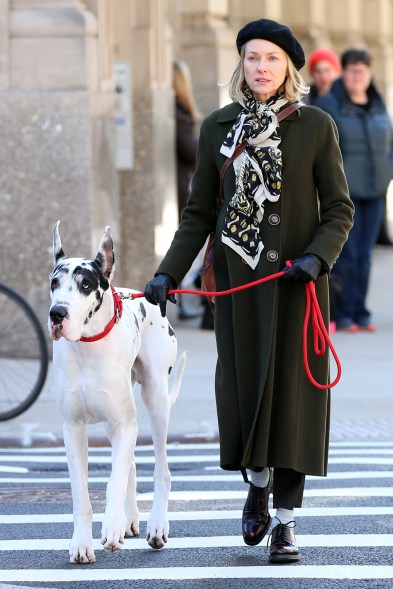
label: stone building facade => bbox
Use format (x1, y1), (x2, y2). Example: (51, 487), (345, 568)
(1, 0), (392, 325)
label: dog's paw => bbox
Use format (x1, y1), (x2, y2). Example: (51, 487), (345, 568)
(101, 513), (127, 553)
(146, 515), (169, 550)
(69, 540), (96, 564)
(125, 519), (139, 537)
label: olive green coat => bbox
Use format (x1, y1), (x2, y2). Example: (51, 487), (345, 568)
(158, 103), (354, 476)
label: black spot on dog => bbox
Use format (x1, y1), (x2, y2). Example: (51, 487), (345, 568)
(55, 247), (66, 264)
(168, 366), (172, 375)
(140, 303), (146, 319)
(168, 324), (175, 337)
(133, 313), (139, 330)
(91, 256), (110, 290)
(150, 321), (153, 325)
(72, 266), (100, 296)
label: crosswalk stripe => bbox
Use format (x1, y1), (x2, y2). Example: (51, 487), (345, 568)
(136, 488), (393, 500)
(1, 505), (393, 525)
(0, 455), (220, 464)
(3, 565), (393, 582)
(1, 470), (393, 484)
(3, 443), (393, 454)
(2, 454), (393, 465)
(1, 533), (393, 552)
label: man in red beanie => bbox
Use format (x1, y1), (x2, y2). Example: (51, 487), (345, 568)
(308, 48), (341, 103)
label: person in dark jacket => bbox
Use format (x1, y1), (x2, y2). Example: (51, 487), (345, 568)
(145, 19), (354, 562)
(173, 60), (203, 320)
(315, 48), (393, 331)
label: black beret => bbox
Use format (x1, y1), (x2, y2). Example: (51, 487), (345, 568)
(236, 18), (305, 70)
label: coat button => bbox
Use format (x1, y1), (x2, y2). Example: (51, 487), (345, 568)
(268, 213), (280, 225)
(267, 250), (278, 262)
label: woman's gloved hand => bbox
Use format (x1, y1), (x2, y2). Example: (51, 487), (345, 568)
(144, 274), (177, 317)
(281, 254), (323, 284)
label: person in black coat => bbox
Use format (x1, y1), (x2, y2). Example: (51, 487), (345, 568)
(173, 60), (206, 321)
(315, 49), (393, 331)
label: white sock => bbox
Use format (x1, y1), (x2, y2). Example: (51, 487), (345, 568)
(272, 507), (295, 527)
(249, 467), (270, 488)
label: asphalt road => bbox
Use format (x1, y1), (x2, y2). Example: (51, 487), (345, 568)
(1, 441), (393, 588)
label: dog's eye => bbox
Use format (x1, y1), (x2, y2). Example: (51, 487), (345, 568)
(81, 280), (91, 290)
(51, 278), (59, 290)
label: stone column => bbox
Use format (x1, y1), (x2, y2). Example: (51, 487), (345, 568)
(112, 0), (177, 288)
(170, 0), (238, 115)
(0, 0), (117, 323)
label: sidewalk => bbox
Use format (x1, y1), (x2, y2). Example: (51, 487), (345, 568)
(1, 245), (392, 447)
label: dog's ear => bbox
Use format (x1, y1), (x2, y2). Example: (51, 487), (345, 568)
(53, 220), (66, 267)
(95, 226), (115, 281)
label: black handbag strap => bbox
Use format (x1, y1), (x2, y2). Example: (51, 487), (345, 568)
(216, 101), (304, 214)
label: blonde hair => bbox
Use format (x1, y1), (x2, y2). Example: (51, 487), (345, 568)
(228, 44), (309, 103)
(173, 60), (201, 121)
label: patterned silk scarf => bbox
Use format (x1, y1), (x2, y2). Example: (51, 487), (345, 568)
(220, 90), (288, 269)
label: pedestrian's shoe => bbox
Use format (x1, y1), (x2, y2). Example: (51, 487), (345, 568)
(357, 323), (376, 332)
(242, 478), (272, 546)
(268, 521), (300, 563)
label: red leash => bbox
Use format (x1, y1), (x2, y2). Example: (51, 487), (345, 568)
(131, 261), (341, 390)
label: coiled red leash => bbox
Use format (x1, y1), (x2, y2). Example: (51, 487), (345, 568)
(131, 260), (341, 390)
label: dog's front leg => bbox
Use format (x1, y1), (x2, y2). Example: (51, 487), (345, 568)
(101, 423), (137, 552)
(63, 421), (95, 564)
(142, 382), (172, 550)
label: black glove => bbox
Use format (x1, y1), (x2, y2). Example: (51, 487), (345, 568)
(281, 254), (323, 284)
(144, 273), (177, 317)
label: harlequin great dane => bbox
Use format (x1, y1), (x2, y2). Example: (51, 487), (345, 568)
(48, 221), (186, 564)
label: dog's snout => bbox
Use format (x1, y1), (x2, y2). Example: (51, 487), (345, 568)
(50, 305), (68, 325)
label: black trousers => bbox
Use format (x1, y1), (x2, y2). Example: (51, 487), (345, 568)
(272, 468), (305, 509)
(242, 466), (306, 509)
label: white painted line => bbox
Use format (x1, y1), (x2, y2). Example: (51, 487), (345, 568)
(2, 506), (393, 525)
(329, 457), (393, 465)
(330, 441), (393, 447)
(0, 454), (220, 464)
(1, 533), (393, 552)
(3, 565), (393, 582)
(0, 443), (221, 454)
(0, 487), (392, 500)
(3, 454), (393, 466)
(2, 470), (393, 485)
(135, 488), (393, 500)
(0, 466), (28, 473)
(329, 449), (393, 455)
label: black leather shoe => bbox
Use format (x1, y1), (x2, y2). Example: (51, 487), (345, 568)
(269, 521), (300, 563)
(242, 479), (272, 546)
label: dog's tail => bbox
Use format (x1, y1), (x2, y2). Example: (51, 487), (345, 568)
(169, 351), (187, 406)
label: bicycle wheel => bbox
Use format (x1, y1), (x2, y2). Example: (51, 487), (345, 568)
(0, 283), (49, 421)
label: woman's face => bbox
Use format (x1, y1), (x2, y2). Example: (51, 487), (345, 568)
(243, 39), (288, 102)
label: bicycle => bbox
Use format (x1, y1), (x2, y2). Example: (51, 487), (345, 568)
(0, 283), (49, 421)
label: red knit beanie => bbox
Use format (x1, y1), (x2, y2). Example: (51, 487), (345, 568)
(308, 49), (341, 75)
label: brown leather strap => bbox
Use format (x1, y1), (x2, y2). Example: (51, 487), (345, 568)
(215, 102), (304, 215)
(276, 101), (304, 122)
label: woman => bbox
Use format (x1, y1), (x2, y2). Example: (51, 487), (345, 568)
(173, 60), (200, 218)
(173, 60), (202, 320)
(145, 18), (354, 562)
(315, 49), (393, 331)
